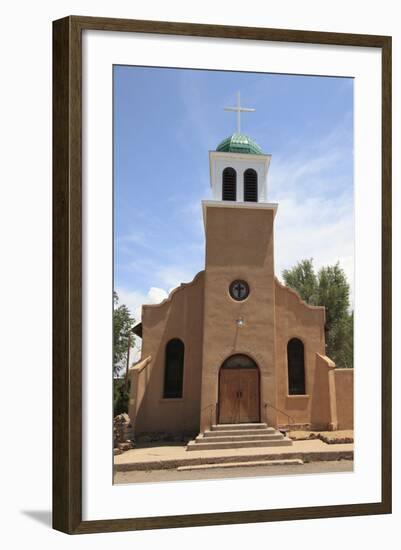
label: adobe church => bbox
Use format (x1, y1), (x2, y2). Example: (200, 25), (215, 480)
(129, 97), (353, 450)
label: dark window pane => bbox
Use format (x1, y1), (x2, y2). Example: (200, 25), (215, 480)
(222, 167), (237, 201)
(229, 279), (250, 301)
(244, 168), (258, 202)
(164, 339), (184, 398)
(287, 338), (306, 395)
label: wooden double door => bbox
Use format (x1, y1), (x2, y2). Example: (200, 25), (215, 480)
(218, 355), (260, 424)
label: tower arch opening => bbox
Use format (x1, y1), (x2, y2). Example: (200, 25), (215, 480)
(222, 167), (237, 201)
(244, 168), (258, 202)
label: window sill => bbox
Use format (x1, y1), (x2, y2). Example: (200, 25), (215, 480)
(159, 398), (184, 403)
(286, 394), (310, 398)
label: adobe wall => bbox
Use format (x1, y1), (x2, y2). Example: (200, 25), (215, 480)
(274, 279), (328, 429)
(200, 204), (278, 431)
(129, 271), (205, 436)
(334, 368), (354, 429)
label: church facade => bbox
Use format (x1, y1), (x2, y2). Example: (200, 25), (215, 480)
(128, 126), (353, 441)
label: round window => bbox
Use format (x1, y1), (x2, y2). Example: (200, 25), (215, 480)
(229, 280), (250, 301)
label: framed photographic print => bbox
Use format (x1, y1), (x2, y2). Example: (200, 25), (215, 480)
(53, 16), (392, 534)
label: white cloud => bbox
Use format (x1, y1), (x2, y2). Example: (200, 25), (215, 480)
(148, 286), (169, 305)
(156, 266), (195, 290)
(265, 112), (354, 308)
(116, 286), (168, 322)
(126, 258), (201, 291)
(274, 194), (354, 302)
(271, 188), (354, 307)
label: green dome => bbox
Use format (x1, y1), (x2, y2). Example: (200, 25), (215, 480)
(216, 133), (263, 155)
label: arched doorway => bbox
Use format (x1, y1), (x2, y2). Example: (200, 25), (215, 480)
(218, 354), (260, 424)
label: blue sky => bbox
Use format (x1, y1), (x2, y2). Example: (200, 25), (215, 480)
(114, 65), (354, 322)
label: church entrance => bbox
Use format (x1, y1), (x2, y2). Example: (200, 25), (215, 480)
(218, 354), (260, 424)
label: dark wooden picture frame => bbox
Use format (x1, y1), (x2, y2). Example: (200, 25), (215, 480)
(53, 15), (392, 534)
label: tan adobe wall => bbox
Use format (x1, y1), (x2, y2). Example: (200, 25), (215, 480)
(312, 353), (338, 431)
(200, 205), (278, 431)
(128, 355), (151, 436)
(334, 368), (354, 429)
(274, 279), (329, 429)
(128, 271), (205, 436)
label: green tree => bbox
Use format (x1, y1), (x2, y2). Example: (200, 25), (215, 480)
(113, 291), (135, 376)
(282, 259), (318, 305)
(113, 291), (135, 415)
(113, 378), (130, 416)
(282, 259), (353, 368)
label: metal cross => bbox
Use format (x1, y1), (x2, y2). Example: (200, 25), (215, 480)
(224, 92), (255, 134)
(234, 282), (246, 299)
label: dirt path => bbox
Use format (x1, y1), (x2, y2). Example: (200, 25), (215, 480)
(114, 459), (353, 484)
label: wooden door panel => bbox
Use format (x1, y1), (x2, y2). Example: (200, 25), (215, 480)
(219, 369), (240, 424)
(239, 369), (259, 423)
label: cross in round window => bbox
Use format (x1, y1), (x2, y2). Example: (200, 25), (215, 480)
(229, 280), (250, 301)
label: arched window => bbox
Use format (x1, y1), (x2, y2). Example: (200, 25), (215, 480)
(222, 167), (237, 201)
(163, 339), (184, 398)
(287, 338), (306, 395)
(244, 168), (258, 202)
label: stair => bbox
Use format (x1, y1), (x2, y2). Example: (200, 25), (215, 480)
(210, 423), (269, 431)
(186, 423), (293, 451)
(177, 459), (303, 471)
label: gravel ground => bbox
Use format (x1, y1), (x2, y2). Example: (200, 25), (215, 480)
(114, 459), (353, 484)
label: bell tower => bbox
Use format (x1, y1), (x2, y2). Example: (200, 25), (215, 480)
(200, 94), (280, 432)
(208, 92), (272, 203)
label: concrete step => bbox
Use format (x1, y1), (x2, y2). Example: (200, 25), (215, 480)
(211, 423), (268, 431)
(196, 433), (285, 443)
(177, 459), (303, 471)
(204, 428), (276, 437)
(186, 438), (293, 451)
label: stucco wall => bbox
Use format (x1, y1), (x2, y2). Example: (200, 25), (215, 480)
(128, 211), (354, 436)
(274, 280), (328, 429)
(200, 203), (278, 431)
(335, 368), (354, 429)
(129, 271), (205, 436)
